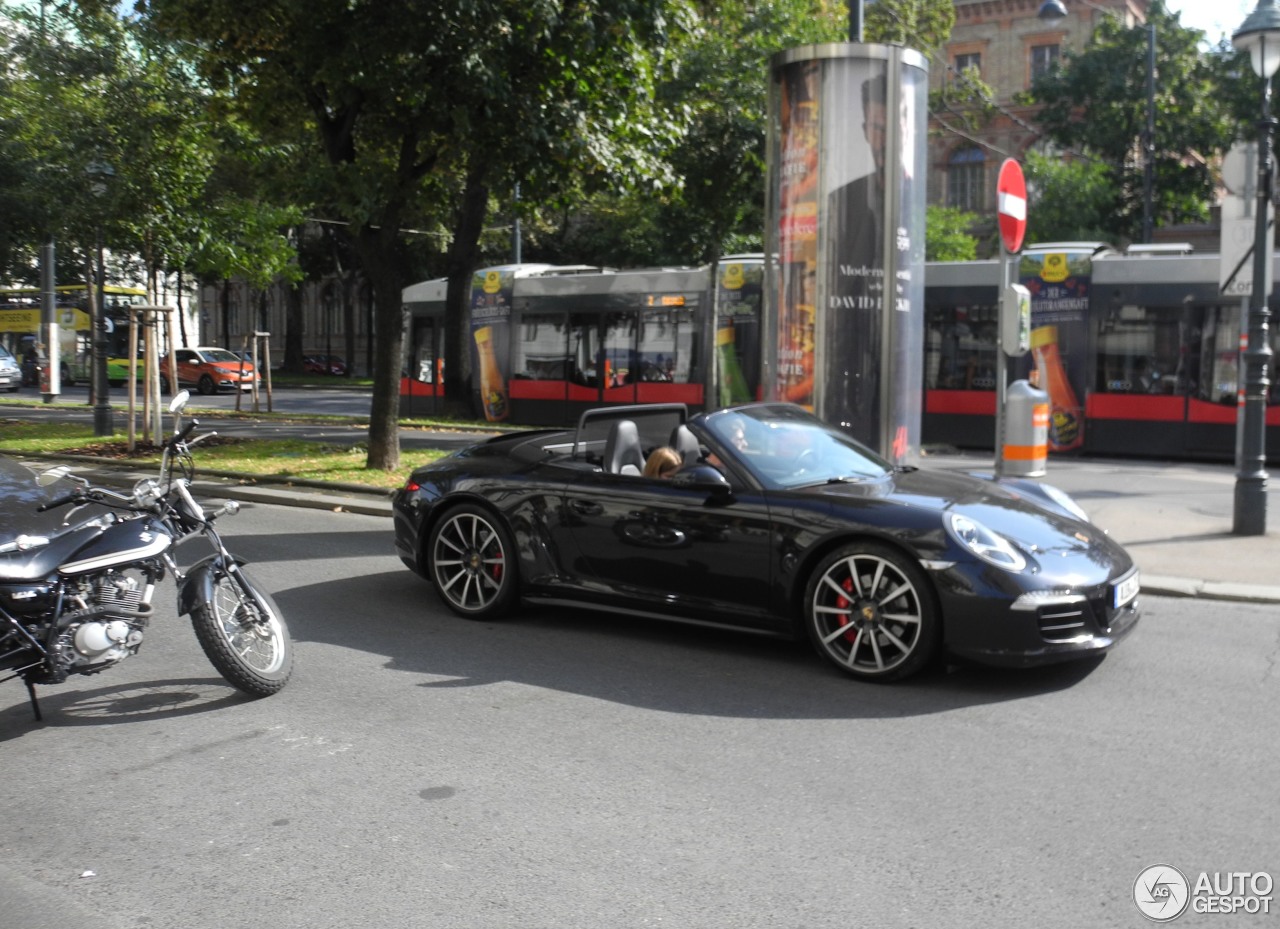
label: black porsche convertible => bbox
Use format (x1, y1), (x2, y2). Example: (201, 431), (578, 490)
(392, 402), (1140, 682)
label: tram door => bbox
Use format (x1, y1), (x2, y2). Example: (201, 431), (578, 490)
(400, 312), (445, 417)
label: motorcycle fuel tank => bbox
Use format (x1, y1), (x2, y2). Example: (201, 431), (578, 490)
(58, 518), (173, 576)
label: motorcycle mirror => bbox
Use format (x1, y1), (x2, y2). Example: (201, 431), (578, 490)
(169, 389), (191, 414)
(36, 466), (70, 487)
(36, 466), (87, 488)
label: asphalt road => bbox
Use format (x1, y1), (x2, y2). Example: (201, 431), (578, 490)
(1, 500), (1277, 928)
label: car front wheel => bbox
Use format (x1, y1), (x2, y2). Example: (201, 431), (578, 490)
(428, 505), (517, 619)
(803, 542), (938, 682)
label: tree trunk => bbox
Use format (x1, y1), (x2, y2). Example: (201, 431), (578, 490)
(353, 223), (409, 471)
(283, 281), (305, 372)
(442, 165), (492, 417)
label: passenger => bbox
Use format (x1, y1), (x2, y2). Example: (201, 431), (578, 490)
(643, 446), (682, 479)
(707, 414), (750, 470)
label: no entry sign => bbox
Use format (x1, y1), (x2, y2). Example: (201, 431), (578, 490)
(997, 159), (1027, 254)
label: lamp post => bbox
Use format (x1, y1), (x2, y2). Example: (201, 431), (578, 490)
(1231, 0), (1280, 536)
(1037, 0), (1157, 243)
(85, 160), (115, 437)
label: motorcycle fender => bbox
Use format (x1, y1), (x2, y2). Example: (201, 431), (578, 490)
(177, 553), (246, 617)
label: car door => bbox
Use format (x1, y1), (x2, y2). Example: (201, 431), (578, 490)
(174, 349), (199, 387)
(561, 469), (777, 629)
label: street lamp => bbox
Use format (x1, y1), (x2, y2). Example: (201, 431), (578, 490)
(1037, 0), (1157, 243)
(85, 160), (115, 437)
(1231, 0), (1280, 535)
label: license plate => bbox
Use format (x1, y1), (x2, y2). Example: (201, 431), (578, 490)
(1112, 570), (1140, 609)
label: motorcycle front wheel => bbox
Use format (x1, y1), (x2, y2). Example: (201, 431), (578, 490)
(191, 568), (293, 696)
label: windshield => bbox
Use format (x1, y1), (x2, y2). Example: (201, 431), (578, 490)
(201, 349), (244, 364)
(703, 405), (892, 490)
(0, 346), (15, 361)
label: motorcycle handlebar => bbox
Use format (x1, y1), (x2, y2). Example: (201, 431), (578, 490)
(36, 491), (83, 512)
(168, 418), (200, 448)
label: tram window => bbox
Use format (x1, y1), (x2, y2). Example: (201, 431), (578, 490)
(925, 301), (997, 390)
(1198, 306), (1240, 404)
(569, 314), (600, 386)
(513, 313), (571, 381)
(638, 306), (696, 383)
(602, 311), (637, 386)
(1094, 306), (1183, 395)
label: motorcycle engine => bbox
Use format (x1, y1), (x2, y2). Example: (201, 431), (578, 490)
(54, 570), (150, 672)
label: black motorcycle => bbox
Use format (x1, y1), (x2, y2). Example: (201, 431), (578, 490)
(0, 390), (293, 720)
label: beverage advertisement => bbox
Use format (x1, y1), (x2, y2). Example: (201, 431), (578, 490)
(1019, 250), (1092, 451)
(772, 59), (820, 410)
(714, 258), (763, 406)
(469, 267), (514, 422)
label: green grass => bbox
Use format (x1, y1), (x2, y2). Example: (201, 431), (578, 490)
(0, 419), (453, 490)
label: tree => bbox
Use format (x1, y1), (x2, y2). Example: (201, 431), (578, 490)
(1026, 0), (1255, 242)
(141, 0), (683, 470)
(924, 205), (979, 261)
(1023, 150), (1119, 245)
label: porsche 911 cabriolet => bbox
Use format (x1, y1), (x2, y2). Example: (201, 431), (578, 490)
(392, 403), (1140, 682)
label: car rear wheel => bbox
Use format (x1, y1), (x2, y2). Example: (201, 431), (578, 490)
(803, 542), (938, 682)
(428, 505), (517, 619)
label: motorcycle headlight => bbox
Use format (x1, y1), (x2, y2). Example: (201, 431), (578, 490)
(133, 478), (163, 507)
(947, 512), (1027, 572)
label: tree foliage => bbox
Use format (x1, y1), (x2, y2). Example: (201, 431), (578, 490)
(924, 205), (979, 261)
(1026, 0), (1255, 242)
(139, 0), (685, 470)
(1023, 150), (1119, 245)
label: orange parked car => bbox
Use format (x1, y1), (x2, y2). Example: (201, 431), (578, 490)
(160, 346), (259, 395)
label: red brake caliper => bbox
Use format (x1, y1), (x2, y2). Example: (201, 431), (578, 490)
(836, 576), (857, 642)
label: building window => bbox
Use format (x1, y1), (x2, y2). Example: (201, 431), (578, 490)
(947, 147), (986, 211)
(954, 52), (981, 76)
(1030, 44), (1060, 81)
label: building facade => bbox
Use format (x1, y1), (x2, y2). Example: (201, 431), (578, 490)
(928, 0), (1150, 223)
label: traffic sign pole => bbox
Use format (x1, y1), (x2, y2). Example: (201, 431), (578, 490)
(994, 160), (1027, 477)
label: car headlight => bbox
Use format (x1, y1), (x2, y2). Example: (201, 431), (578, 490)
(947, 512), (1027, 572)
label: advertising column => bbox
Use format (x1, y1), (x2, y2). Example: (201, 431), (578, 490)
(765, 45), (927, 464)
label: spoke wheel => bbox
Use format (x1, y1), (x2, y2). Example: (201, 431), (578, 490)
(191, 569), (292, 695)
(429, 505), (517, 618)
(804, 542), (938, 682)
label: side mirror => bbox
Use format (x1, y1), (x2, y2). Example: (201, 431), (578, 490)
(169, 389), (190, 414)
(670, 464), (734, 500)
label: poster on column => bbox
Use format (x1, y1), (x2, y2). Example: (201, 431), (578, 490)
(469, 267), (514, 422)
(821, 57), (925, 458)
(773, 60), (820, 409)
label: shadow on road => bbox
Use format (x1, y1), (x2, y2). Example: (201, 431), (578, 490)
(274, 570), (1108, 722)
(0, 677), (257, 740)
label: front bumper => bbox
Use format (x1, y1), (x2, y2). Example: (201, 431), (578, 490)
(933, 563), (1142, 668)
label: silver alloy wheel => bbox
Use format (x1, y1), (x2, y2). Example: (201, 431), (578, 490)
(431, 510), (509, 614)
(809, 551), (925, 676)
(210, 575), (288, 674)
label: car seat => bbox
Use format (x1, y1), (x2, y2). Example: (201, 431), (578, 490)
(603, 420), (644, 475)
(669, 424), (701, 466)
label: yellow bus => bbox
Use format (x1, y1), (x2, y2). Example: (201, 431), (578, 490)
(0, 284), (149, 384)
